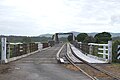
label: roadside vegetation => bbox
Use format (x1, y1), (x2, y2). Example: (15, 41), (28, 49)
(74, 32), (120, 63)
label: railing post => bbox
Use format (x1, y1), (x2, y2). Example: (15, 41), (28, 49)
(38, 43), (43, 51)
(1, 37), (7, 63)
(108, 41), (112, 63)
(79, 42), (82, 49)
(103, 45), (106, 59)
(7, 43), (10, 59)
(89, 45), (92, 55)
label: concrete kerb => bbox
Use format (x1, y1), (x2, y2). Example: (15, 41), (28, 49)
(7, 47), (51, 63)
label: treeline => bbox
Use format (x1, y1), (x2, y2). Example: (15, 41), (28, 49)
(112, 36), (120, 41)
(69, 32), (120, 63)
(68, 32), (112, 44)
(0, 35), (52, 43)
(0, 35), (69, 43)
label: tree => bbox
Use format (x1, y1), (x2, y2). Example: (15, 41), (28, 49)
(22, 37), (32, 43)
(83, 36), (96, 43)
(76, 33), (88, 42)
(94, 32), (112, 43)
(67, 35), (73, 42)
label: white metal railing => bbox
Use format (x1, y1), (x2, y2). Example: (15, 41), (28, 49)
(88, 41), (112, 63)
(88, 43), (108, 59)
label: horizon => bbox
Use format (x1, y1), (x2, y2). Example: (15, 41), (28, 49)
(0, 31), (120, 37)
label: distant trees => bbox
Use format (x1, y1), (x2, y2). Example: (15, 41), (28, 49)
(22, 37), (32, 43)
(83, 36), (96, 43)
(76, 33), (88, 42)
(76, 32), (112, 44)
(67, 35), (73, 42)
(94, 32), (112, 44)
(112, 36), (120, 41)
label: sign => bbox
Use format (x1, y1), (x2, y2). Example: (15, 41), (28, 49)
(117, 45), (120, 59)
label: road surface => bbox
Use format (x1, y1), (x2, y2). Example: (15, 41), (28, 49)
(0, 43), (90, 80)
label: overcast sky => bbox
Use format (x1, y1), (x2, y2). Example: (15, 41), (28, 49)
(0, 0), (120, 36)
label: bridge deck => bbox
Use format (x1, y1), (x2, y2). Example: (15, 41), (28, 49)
(70, 44), (107, 63)
(0, 43), (91, 80)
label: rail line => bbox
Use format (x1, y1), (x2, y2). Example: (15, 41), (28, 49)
(65, 43), (120, 80)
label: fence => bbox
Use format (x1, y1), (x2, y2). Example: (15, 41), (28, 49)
(0, 37), (51, 63)
(73, 41), (112, 62)
(7, 43), (38, 58)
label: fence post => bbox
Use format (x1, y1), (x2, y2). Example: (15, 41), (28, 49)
(103, 45), (106, 59)
(79, 42), (82, 49)
(1, 37), (7, 63)
(38, 43), (43, 51)
(89, 45), (92, 54)
(108, 41), (112, 63)
(7, 43), (10, 59)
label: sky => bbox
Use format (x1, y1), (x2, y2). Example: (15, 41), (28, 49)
(0, 0), (120, 36)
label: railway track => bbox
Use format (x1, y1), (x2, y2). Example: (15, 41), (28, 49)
(64, 43), (120, 80)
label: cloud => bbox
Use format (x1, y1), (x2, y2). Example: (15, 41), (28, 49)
(0, 0), (120, 36)
(110, 15), (120, 25)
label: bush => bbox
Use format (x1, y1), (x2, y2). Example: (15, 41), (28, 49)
(94, 32), (112, 44)
(67, 35), (73, 42)
(77, 33), (88, 42)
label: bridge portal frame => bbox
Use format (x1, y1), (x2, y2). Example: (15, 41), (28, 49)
(53, 33), (75, 43)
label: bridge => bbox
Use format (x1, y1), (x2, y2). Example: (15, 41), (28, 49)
(53, 33), (75, 43)
(0, 37), (119, 80)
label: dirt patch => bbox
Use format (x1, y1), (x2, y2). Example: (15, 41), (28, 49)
(77, 63), (120, 79)
(96, 63), (120, 77)
(63, 64), (79, 71)
(0, 63), (14, 74)
(63, 63), (120, 79)
(78, 64), (109, 78)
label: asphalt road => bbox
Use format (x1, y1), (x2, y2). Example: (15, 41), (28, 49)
(0, 43), (91, 80)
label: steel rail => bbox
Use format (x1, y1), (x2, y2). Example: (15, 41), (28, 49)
(65, 43), (96, 80)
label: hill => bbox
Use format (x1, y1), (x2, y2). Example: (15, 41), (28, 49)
(39, 32), (120, 37)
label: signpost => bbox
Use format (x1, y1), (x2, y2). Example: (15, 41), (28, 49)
(117, 45), (120, 60)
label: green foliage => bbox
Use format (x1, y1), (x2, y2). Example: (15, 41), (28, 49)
(83, 36), (96, 43)
(59, 37), (68, 42)
(0, 36), (52, 43)
(76, 33), (88, 42)
(22, 37), (32, 43)
(112, 40), (120, 63)
(94, 32), (112, 44)
(67, 35), (73, 42)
